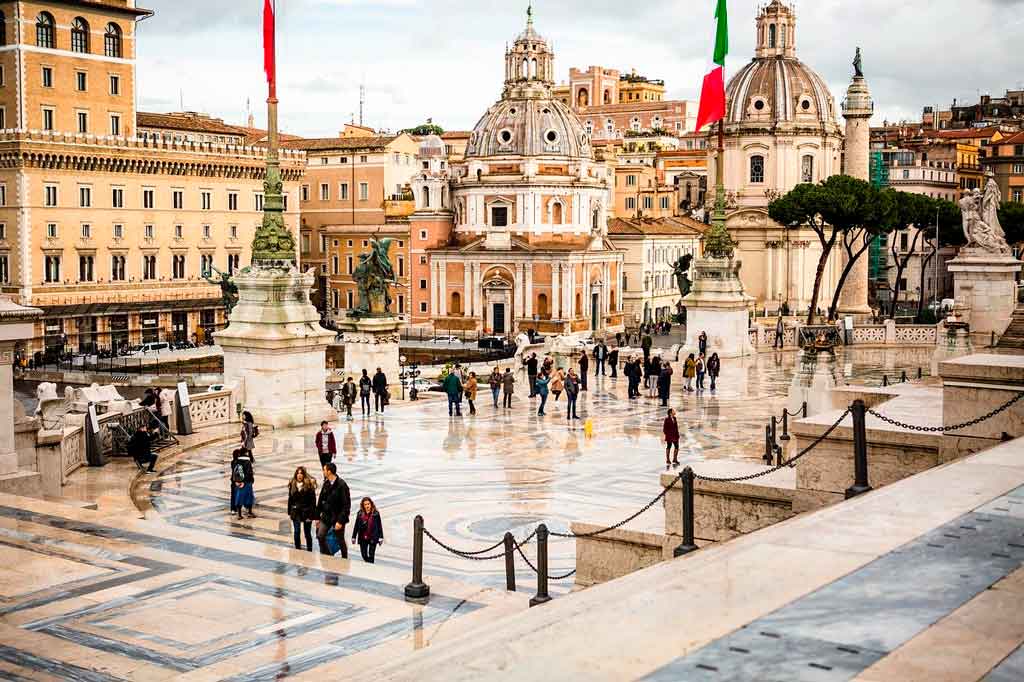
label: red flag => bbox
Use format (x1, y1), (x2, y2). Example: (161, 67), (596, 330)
(263, 0), (276, 97)
(695, 0), (729, 131)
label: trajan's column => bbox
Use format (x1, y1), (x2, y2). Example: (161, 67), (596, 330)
(838, 47), (874, 316)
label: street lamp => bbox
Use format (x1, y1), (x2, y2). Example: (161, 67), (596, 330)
(399, 355), (421, 401)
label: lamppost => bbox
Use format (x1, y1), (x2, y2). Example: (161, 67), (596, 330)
(400, 355), (421, 401)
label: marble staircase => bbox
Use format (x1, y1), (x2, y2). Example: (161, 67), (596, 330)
(996, 306), (1024, 350)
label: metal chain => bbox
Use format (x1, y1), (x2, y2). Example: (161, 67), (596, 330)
(514, 539), (577, 580)
(867, 392), (1024, 433)
(549, 480), (675, 538)
(693, 408), (851, 483)
(422, 528), (508, 561)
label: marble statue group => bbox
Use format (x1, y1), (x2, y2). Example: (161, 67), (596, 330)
(960, 171), (1011, 255)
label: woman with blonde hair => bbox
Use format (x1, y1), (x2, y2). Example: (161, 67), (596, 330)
(287, 466), (318, 551)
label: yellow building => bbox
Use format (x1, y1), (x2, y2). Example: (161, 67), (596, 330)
(0, 1), (305, 356)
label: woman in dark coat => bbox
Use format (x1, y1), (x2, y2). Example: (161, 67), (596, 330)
(350, 496), (384, 563)
(230, 448), (256, 519)
(287, 466), (318, 551)
(657, 361), (674, 407)
(707, 352), (721, 392)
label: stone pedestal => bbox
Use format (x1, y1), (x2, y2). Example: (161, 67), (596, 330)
(682, 257), (754, 359)
(215, 264), (335, 428)
(0, 297), (42, 477)
(947, 248), (1022, 340)
(336, 315), (402, 388)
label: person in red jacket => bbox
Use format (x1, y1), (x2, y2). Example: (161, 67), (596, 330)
(314, 421), (336, 466)
(663, 408), (680, 468)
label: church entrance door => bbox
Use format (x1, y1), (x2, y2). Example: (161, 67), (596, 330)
(493, 303), (506, 334)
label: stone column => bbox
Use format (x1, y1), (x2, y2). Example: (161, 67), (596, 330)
(0, 297), (42, 476)
(438, 261), (447, 317)
(552, 264), (561, 320)
(463, 262), (472, 316)
(525, 264), (534, 318)
(839, 72), (874, 316)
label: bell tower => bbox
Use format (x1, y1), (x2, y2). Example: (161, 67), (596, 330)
(755, 0), (797, 59)
(503, 3), (555, 99)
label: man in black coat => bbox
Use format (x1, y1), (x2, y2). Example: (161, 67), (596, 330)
(593, 341), (607, 376)
(578, 353), (589, 391)
(371, 368), (388, 414)
(316, 462), (352, 557)
(525, 353), (539, 397)
(608, 347), (619, 379)
(128, 424), (157, 472)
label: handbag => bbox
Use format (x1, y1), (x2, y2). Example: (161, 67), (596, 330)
(325, 528), (341, 556)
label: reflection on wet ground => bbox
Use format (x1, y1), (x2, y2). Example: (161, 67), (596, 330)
(146, 347), (937, 591)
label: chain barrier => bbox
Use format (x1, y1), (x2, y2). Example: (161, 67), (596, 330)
(549, 482), (674, 539)
(867, 392), (1024, 433)
(693, 408), (851, 483)
(515, 538), (577, 581)
(422, 527), (535, 561)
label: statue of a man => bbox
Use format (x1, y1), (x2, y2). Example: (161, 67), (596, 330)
(202, 265), (239, 315)
(853, 47), (864, 79)
(672, 254), (694, 298)
(350, 236), (398, 316)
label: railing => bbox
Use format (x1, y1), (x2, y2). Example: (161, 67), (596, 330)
(60, 425), (86, 481)
(187, 389), (233, 428)
(747, 322), (940, 349)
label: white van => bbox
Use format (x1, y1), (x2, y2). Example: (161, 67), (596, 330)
(135, 342), (170, 355)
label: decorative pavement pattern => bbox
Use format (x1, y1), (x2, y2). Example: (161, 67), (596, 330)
(145, 348), (935, 594)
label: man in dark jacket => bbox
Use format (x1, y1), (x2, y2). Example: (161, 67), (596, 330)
(663, 408), (680, 467)
(608, 347), (619, 379)
(443, 370), (463, 417)
(578, 352), (589, 391)
(593, 341), (608, 376)
(317, 462), (352, 557)
(525, 353), (539, 397)
(314, 421), (336, 466)
(641, 333), (653, 364)
(128, 424), (157, 472)
(372, 368), (388, 413)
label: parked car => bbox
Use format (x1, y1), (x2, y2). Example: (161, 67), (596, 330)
(128, 341), (171, 356)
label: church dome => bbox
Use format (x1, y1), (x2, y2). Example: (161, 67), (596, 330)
(464, 7), (592, 161)
(725, 0), (837, 126)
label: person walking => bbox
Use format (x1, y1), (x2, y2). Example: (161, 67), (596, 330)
(443, 369), (464, 417)
(350, 497), (384, 564)
(774, 314), (785, 349)
(316, 462), (351, 558)
(696, 353), (707, 393)
(707, 352), (721, 392)
(663, 408), (680, 468)
(641, 332), (653, 365)
(315, 420), (336, 466)
(465, 372), (478, 415)
(551, 367), (565, 401)
(502, 368), (515, 409)
(626, 357), (640, 399)
(287, 466), (318, 552)
(231, 448), (256, 519)
(657, 361), (674, 407)
(683, 353), (696, 392)
(358, 369), (372, 417)
(698, 331), (708, 357)
(594, 341), (607, 376)
(240, 410), (257, 457)
(525, 353), (539, 397)
(340, 377), (357, 421)
(564, 369), (581, 421)
(128, 423), (157, 473)
(608, 347), (619, 379)
(372, 368), (388, 414)
(535, 371), (551, 416)
(646, 357), (661, 399)
(488, 367), (502, 408)
(578, 352), (589, 391)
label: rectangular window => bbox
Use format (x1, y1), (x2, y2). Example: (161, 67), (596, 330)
(301, 234), (310, 253)
(283, 194), (288, 211)
(1013, 164), (1024, 174)
(346, 256), (353, 274)
(360, 155), (368, 163)
(42, 108), (54, 131)
(660, 196), (670, 210)
(340, 157), (348, 164)
(76, 72), (87, 92)
(228, 192), (238, 211)
(46, 223), (58, 238)
(144, 224), (154, 239)
(79, 186), (91, 208)
(339, 183), (349, 200)
(419, 255), (427, 264)
(359, 182), (369, 201)
(320, 183), (329, 201)
(255, 193), (264, 211)
(143, 188), (155, 209)
(174, 224), (183, 239)
(0, 255), (7, 284)
(42, 67), (53, 88)
(1013, 190), (1023, 203)
(320, 234), (328, 252)
(230, 225), (238, 239)
(0, 66), (4, 87)
(398, 295), (405, 313)
(398, 256), (405, 277)
(113, 224), (123, 239)
(110, 75), (120, 95)
(78, 255), (94, 282)
(332, 256), (340, 275)
(301, 185), (309, 202)
(111, 187), (124, 208)
(321, 157), (328, 165)
(0, 185), (5, 207)
(492, 206), (509, 226)
(77, 111), (88, 134)
(172, 190), (184, 209)
(81, 223), (91, 239)
(202, 224), (211, 239)
(44, 255), (61, 283)
(0, 224), (5, 240)
(626, 175), (637, 186)
(900, 232), (909, 251)
(419, 301), (428, 313)
(347, 290), (354, 308)
(625, 197), (636, 210)
(201, 191), (212, 210)
(0, 107), (6, 129)
(111, 255), (126, 281)
(642, 196), (653, 210)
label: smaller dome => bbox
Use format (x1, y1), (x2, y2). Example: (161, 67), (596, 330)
(726, 57), (836, 126)
(419, 134), (445, 158)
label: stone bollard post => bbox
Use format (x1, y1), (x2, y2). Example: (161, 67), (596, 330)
(404, 515), (431, 604)
(673, 469), (699, 557)
(845, 400), (873, 499)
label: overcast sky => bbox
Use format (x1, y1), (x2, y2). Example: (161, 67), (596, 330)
(136, 0), (1024, 137)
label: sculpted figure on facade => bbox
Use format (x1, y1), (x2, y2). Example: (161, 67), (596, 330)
(671, 254), (694, 298)
(351, 237), (397, 316)
(203, 265), (239, 315)
(960, 173), (1010, 255)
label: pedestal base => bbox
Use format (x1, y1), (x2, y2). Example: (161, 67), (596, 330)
(948, 249), (1022, 338)
(337, 316), (402, 390)
(682, 257), (755, 359)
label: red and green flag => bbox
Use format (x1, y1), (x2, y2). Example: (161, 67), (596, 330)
(695, 0), (729, 132)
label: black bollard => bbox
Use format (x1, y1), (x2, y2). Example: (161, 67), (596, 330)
(845, 400), (873, 499)
(900, 370), (908, 383)
(771, 415), (778, 445)
(529, 525), (551, 607)
(917, 367), (923, 380)
(504, 532), (516, 592)
(763, 425), (774, 464)
(775, 444), (785, 467)
(404, 515), (431, 604)
(780, 410), (791, 441)
(673, 468), (699, 557)
(882, 375), (889, 387)
(802, 401), (808, 419)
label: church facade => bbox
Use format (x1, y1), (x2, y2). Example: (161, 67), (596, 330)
(409, 11), (625, 335)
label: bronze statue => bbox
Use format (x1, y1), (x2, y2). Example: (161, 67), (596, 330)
(203, 265), (239, 315)
(351, 237), (397, 316)
(853, 47), (864, 79)
(671, 254), (694, 298)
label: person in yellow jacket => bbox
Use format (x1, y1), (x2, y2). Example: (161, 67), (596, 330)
(683, 353), (697, 393)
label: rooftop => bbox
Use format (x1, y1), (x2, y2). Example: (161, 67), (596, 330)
(136, 111), (249, 137)
(608, 216), (707, 237)
(281, 135), (399, 152)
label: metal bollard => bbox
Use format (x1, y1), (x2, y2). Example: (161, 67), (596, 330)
(404, 515), (431, 604)
(771, 416), (778, 445)
(845, 400), (873, 499)
(780, 410), (791, 441)
(802, 401), (808, 419)
(763, 425), (774, 464)
(673, 468), (699, 557)
(917, 367), (923, 380)
(900, 370), (908, 383)
(529, 524), (551, 607)
(775, 444), (785, 467)
(503, 532), (516, 592)
(882, 375), (889, 387)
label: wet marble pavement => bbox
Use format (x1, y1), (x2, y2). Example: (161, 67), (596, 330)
(144, 348), (936, 595)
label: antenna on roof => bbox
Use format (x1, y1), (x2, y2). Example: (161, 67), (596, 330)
(359, 79), (366, 127)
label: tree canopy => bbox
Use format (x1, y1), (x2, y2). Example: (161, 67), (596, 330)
(402, 123), (445, 136)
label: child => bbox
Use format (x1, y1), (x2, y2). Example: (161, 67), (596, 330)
(350, 497), (384, 563)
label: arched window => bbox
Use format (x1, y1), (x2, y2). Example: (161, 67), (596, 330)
(769, 24), (776, 48)
(552, 201), (563, 225)
(36, 12), (55, 49)
(750, 155), (765, 184)
(537, 293), (549, 319)
(422, 187), (430, 208)
(592, 208), (600, 231)
(105, 22), (123, 58)
(71, 17), (89, 53)
(521, 58), (529, 79)
(780, 24), (787, 48)
(450, 292), (462, 316)
(603, 89), (611, 104)
(631, 117), (641, 132)
(801, 155), (815, 184)
(0, 11), (7, 47)
(530, 58), (537, 79)
(577, 88), (589, 108)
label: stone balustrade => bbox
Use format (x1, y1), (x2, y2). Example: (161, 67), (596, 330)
(748, 320), (938, 349)
(187, 389), (234, 429)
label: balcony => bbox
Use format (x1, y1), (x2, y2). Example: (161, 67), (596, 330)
(384, 193), (415, 218)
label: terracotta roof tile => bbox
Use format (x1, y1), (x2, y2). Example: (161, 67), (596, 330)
(281, 135), (398, 152)
(137, 112), (249, 137)
(608, 216), (707, 236)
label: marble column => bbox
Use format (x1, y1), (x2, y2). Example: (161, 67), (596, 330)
(839, 71), (874, 316)
(463, 263), (472, 316)
(438, 261), (447, 316)
(525, 264), (534, 318)
(552, 264), (562, 319)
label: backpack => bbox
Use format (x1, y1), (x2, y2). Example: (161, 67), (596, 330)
(252, 424), (260, 438)
(231, 461), (245, 483)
